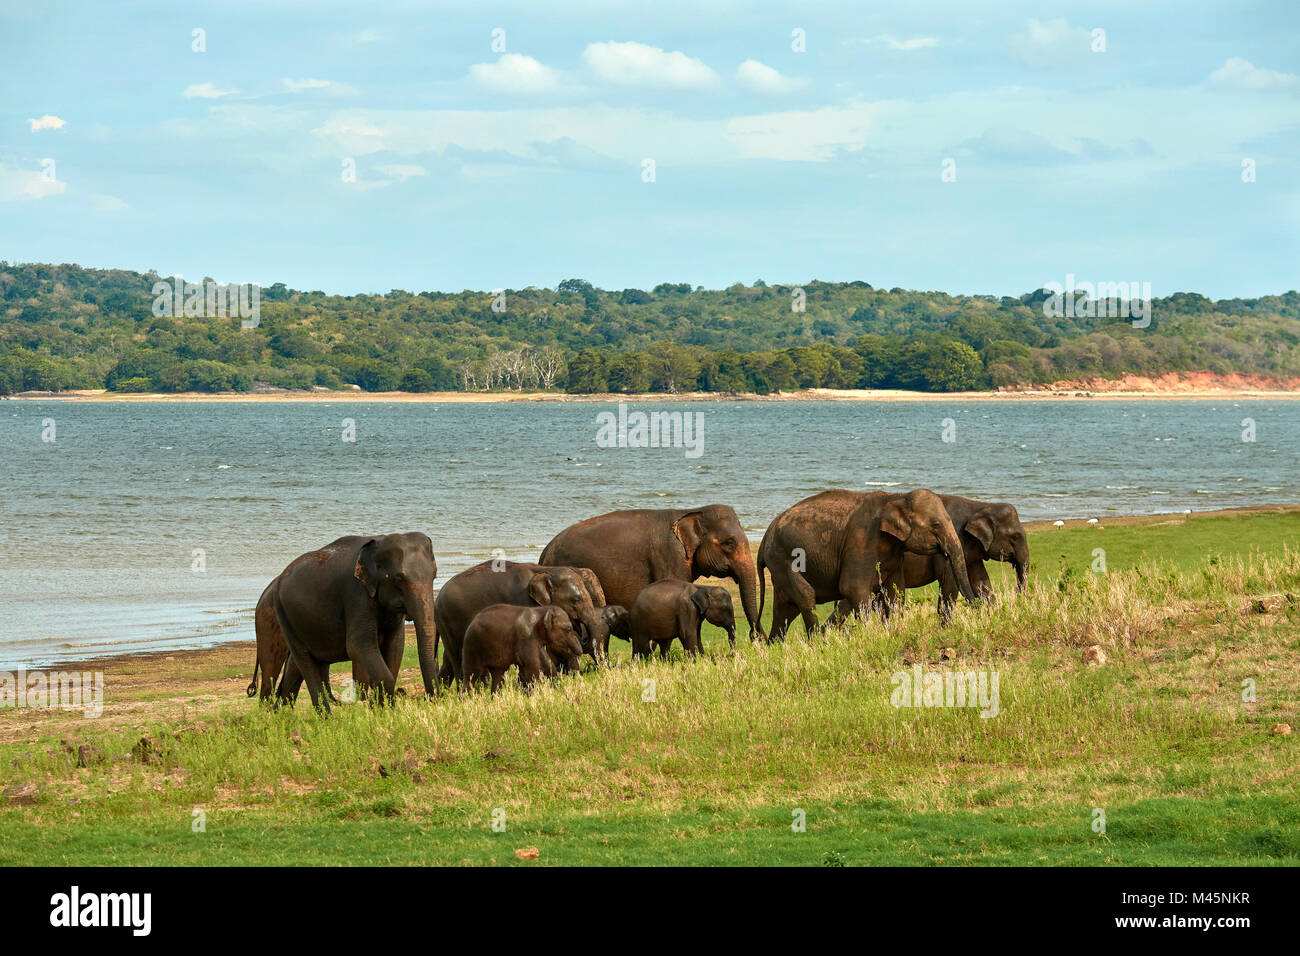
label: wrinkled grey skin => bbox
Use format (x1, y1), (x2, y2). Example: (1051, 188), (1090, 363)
(433, 561), (609, 686)
(272, 533), (438, 711)
(600, 605), (631, 655)
(903, 495), (1029, 619)
(461, 604), (584, 694)
(758, 489), (978, 641)
(540, 505), (764, 644)
(628, 580), (735, 659)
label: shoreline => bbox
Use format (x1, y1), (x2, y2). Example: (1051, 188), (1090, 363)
(10, 386), (1300, 403)
(10, 502), (1299, 677)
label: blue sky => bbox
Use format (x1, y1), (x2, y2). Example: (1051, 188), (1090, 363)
(1, 0), (1297, 298)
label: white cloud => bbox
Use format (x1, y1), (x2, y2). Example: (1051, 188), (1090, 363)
(375, 164), (427, 181)
(353, 28), (380, 44)
(352, 163), (428, 191)
(282, 78), (357, 96)
(183, 82), (237, 99)
(581, 41), (719, 90)
(27, 114), (66, 132)
(859, 35), (938, 51)
(468, 54), (564, 95)
(1209, 57), (1298, 90)
(736, 60), (808, 95)
(724, 102), (883, 161)
(1007, 18), (1093, 67)
(0, 162), (67, 201)
(89, 193), (127, 212)
(311, 100), (884, 166)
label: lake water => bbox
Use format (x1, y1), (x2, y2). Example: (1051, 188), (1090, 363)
(2, 399), (1297, 667)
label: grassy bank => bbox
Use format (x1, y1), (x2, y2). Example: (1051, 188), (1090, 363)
(1, 509), (1297, 865)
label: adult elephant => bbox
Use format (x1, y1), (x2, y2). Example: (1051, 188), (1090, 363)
(433, 561), (609, 686)
(904, 495), (1029, 619)
(272, 533), (438, 711)
(248, 577), (374, 705)
(757, 489), (978, 640)
(539, 505), (765, 644)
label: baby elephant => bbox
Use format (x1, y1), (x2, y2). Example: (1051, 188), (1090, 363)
(629, 581), (735, 659)
(602, 605), (631, 649)
(462, 604), (584, 694)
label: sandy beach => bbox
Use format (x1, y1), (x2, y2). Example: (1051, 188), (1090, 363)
(11, 383), (1300, 404)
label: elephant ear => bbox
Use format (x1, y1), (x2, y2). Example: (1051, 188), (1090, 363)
(692, 588), (712, 617)
(352, 539), (380, 599)
(880, 500), (911, 542)
(528, 571), (554, 606)
(966, 511), (996, 550)
(604, 605), (630, 637)
(531, 608), (552, 646)
(575, 567), (606, 607)
(672, 512), (705, 564)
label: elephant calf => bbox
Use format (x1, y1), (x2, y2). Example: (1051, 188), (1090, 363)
(628, 581), (735, 660)
(602, 605), (631, 649)
(462, 604), (584, 694)
(434, 561), (609, 687)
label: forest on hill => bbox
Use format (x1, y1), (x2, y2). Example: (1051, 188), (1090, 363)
(2, 262), (1298, 395)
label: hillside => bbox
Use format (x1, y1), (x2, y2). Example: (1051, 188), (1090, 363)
(2, 262), (1298, 395)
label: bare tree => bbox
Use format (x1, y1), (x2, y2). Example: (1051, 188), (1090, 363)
(500, 349), (528, 390)
(484, 352), (509, 390)
(531, 346), (566, 390)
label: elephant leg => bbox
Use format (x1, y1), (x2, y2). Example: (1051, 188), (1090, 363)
(350, 640), (396, 705)
(768, 595), (798, 642)
(290, 650), (330, 714)
(380, 620), (406, 689)
(489, 669), (505, 694)
(262, 638), (289, 701)
(785, 572), (821, 639)
(275, 655), (304, 707)
(658, 640), (671, 661)
(539, 648), (559, 678)
(878, 568), (906, 619)
(825, 598), (857, 630)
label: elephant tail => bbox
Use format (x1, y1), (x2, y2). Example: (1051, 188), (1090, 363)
(246, 655), (259, 697)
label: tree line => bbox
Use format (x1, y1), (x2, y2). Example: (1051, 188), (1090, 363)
(2, 263), (1297, 395)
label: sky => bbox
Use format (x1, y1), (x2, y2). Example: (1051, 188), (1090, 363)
(1, 0), (1298, 298)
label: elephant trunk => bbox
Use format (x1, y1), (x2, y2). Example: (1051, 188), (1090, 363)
(944, 535), (979, 604)
(577, 606), (609, 662)
(733, 548), (763, 643)
(1013, 542), (1029, 593)
(408, 587), (439, 696)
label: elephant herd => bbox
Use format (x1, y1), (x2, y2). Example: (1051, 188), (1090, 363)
(247, 490), (1029, 711)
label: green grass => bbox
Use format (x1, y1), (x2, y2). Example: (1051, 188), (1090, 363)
(1, 509), (1297, 866)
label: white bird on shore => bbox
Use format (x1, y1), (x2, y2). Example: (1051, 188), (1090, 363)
(1053, 520), (1065, 528)
(1087, 518), (1099, 524)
